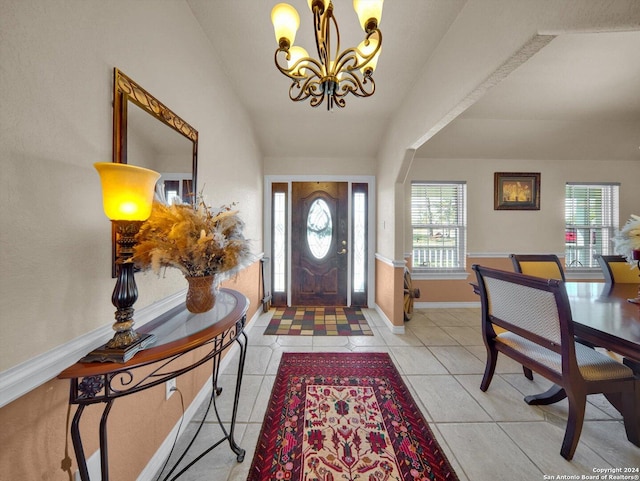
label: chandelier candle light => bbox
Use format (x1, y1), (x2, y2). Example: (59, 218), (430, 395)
(271, 0), (383, 110)
(84, 162), (160, 363)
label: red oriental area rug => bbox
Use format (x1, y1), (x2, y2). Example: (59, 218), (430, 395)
(263, 307), (373, 336)
(247, 352), (459, 481)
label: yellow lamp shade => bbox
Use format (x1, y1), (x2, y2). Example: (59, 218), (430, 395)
(357, 34), (381, 73)
(288, 46), (309, 76)
(271, 3), (300, 47)
(353, 0), (383, 31)
(94, 162), (160, 221)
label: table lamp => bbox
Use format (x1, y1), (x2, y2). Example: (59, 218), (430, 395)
(83, 162), (160, 363)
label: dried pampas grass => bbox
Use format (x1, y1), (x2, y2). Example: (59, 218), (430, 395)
(613, 214), (640, 265)
(133, 198), (251, 277)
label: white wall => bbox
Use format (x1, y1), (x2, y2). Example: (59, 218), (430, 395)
(264, 156), (376, 176)
(0, 0), (262, 371)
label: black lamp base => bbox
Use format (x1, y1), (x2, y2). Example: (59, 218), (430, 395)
(80, 333), (156, 363)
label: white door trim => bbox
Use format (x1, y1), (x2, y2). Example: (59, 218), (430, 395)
(264, 175), (376, 307)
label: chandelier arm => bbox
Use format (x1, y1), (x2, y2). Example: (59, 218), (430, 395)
(289, 85), (312, 103)
(354, 28), (383, 72)
(274, 48), (324, 81)
(290, 75), (327, 103)
(329, 95), (346, 109)
(335, 71), (375, 99)
(313, 3), (329, 74)
(310, 93), (328, 108)
(328, 8), (342, 76)
(333, 49), (359, 74)
(332, 28), (381, 76)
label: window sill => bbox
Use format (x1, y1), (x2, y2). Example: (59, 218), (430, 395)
(412, 270), (470, 281)
(565, 269), (604, 281)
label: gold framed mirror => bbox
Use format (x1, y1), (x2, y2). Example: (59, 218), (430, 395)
(112, 68), (198, 276)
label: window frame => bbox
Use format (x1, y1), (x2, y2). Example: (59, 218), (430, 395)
(410, 181), (467, 277)
(565, 182), (619, 271)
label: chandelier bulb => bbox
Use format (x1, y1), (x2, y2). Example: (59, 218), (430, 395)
(271, 3), (300, 47)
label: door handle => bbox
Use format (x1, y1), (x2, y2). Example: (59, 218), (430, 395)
(337, 248), (347, 255)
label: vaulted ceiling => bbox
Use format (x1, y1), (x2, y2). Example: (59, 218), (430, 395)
(186, 1), (640, 162)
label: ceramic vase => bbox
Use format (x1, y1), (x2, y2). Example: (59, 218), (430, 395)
(185, 275), (216, 313)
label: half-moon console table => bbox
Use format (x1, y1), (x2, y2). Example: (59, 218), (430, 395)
(58, 288), (249, 481)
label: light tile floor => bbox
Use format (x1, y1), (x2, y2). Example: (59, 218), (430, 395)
(155, 307), (640, 481)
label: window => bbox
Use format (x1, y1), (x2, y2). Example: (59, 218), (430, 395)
(565, 183), (619, 269)
(352, 183), (368, 306)
(411, 182), (466, 271)
(306, 199), (332, 259)
(271, 183), (288, 306)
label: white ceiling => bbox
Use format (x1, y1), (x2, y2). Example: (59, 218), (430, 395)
(416, 30), (640, 161)
(186, 1), (640, 161)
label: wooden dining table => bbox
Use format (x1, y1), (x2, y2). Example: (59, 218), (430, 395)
(527, 281), (640, 448)
(565, 282), (640, 364)
(471, 279), (640, 445)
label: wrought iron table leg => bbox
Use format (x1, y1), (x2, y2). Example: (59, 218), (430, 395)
(71, 405), (90, 481)
(161, 327), (248, 479)
(212, 348), (224, 396)
(227, 331), (248, 461)
(99, 400), (114, 481)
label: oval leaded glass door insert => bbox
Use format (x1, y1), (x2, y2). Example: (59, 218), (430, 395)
(307, 199), (332, 259)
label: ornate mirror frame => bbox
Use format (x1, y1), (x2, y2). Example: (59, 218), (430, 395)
(112, 68), (198, 276)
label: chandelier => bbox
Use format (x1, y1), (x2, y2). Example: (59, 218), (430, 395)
(271, 0), (383, 110)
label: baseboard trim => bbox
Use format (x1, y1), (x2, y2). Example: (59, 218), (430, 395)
(374, 304), (405, 334)
(414, 301), (481, 309)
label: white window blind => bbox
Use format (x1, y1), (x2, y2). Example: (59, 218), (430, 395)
(565, 183), (619, 269)
(411, 182), (466, 270)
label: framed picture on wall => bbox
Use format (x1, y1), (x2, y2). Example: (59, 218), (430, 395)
(494, 172), (540, 210)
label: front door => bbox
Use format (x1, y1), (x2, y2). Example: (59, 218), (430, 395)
(291, 182), (348, 306)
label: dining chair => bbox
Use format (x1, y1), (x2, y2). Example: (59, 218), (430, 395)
(510, 253), (566, 281)
(472, 264), (637, 460)
(509, 254), (566, 380)
(595, 254), (640, 284)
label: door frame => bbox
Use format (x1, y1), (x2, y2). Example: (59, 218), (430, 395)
(264, 175), (376, 307)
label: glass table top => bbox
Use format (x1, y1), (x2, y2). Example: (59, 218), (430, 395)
(140, 289), (241, 347)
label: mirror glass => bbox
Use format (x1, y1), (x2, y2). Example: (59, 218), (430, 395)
(112, 68), (198, 275)
(127, 104), (195, 204)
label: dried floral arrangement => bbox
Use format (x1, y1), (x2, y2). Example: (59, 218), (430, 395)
(133, 197), (251, 278)
(613, 214), (640, 265)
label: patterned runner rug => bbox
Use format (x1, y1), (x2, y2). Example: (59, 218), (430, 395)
(263, 307), (373, 336)
(247, 352), (459, 481)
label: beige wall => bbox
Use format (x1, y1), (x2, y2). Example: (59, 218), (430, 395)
(375, 0), (640, 260)
(408, 157), (640, 255)
(405, 157), (640, 303)
(1, 0), (263, 371)
(373, 1), (640, 322)
(1, 1), (263, 479)
(2, 0), (640, 478)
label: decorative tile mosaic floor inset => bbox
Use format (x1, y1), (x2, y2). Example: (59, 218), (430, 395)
(263, 307), (373, 336)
